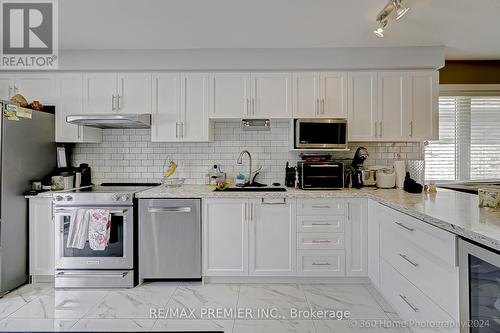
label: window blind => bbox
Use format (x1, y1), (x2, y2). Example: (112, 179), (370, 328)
(425, 96), (500, 182)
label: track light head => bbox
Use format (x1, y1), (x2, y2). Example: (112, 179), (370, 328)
(373, 19), (388, 38)
(391, 0), (410, 20)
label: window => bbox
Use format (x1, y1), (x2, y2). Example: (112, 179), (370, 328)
(425, 95), (500, 182)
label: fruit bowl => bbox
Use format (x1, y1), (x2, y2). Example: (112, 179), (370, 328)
(161, 177), (185, 188)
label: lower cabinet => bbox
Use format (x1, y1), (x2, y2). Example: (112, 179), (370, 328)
(345, 198), (368, 276)
(249, 198), (296, 276)
(28, 197), (54, 281)
(203, 199), (248, 276)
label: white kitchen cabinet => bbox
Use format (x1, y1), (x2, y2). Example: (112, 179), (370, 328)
(84, 73), (152, 114)
(249, 198), (296, 276)
(203, 199), (248, 276)
(377, 71), (406, 141)
(152, 73), (180, 142)
(83, 73), (117, 114)
(209, 72), (291, 119)
(0, 75), (13, 100)
(209, 73), (251, 118)
(55, 73), (102, 143)
(29, 197), (54, 281)
(345, 199), (368, 277)
(320, 72), (348, 117)
(405, 71), (439, 140)
(347, 72), (378, 141)
(367, 200), (381, 288)
(152, 73), (211, 142)
(117, 73), (152, 114)
(292, 72), (319, 117)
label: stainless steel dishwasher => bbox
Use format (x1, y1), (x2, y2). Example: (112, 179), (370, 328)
(139, 199), (201, 279)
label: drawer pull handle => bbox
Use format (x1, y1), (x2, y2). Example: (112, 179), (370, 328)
(311, 205), (331, 209)
(311, 222), (332, 226)
(399, 294), (419, 312)
(399, 254), (419, 267)
(312, 262), (331, 266)
(394, 221), (415, 232)
(312, 240), (332, 243)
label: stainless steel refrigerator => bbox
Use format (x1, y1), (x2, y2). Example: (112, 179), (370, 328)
(0, 101), (56, 295)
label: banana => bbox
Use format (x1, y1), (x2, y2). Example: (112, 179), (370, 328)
(164, 161), (177, 178)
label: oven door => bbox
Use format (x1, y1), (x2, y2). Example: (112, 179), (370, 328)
(54, 206), (133, 270)
(301, 163), (344, 189)
(459, 238), (500, 333)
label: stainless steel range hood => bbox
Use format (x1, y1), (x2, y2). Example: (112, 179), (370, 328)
(66, 114), (151, 129)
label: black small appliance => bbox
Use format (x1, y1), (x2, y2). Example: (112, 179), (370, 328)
(350, 147), (369, 189)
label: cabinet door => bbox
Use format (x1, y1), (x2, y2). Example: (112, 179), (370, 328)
(13, 73), (55, 104)
(151, 73), (180, 142)
(347, 72), (378, 141)
(292, 72), (320, 117)
(209, 73), (251, 118)
(203, 199), (248, 276)
(367, 200), (381, 288)
(320, 72), (347, 117)
(406, 71), (439, 141)
(83, 73), (117, 114)
(180, 73), (210, 142)
(345, 199), (368, 277)
(55, 74), (102, 143)
(377, 72), (406, 141)
(29, 198), (54, 277)
(117, 73), (152, 114)
(0, 75), (13, 100)
(252, 72), (292, 118)
(249, 198), (296, 276)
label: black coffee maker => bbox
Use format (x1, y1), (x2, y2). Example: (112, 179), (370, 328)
(350, 147), (369, 189)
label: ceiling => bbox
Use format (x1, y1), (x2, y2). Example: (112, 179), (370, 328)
(59, 0), (500, 60)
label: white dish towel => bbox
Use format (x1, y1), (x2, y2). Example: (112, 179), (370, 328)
(87, 209), (111, 251)
(66, 209), (90, 249)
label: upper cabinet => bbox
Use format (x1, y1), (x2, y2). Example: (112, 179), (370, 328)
(0, 73), (55, 104)
(293, 72), (347, 118)
(55, 74), (102, 143)
(152, 73), (211, 142)
(209, 72), (292, 119)
(347, 70), (438, 142)
(83, 73), (152, 114)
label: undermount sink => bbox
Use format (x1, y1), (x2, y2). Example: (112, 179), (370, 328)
(213, 186), (287, 192)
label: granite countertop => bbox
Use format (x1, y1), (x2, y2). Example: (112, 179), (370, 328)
(136, 185), (500, 251)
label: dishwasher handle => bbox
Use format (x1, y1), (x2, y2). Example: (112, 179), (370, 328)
(148, 207), (192, 213)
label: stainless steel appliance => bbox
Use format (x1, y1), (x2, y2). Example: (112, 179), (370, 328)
(298, 161), (344, 190)
(0, 101), (56, 295)
(66, 114), (151, 129)
(459, 238), (500, 333)
(294, 118), (348, 149)
(139, 199), (201, 280)
(350, 147), (369, 189)
(54, 187), (144, 288)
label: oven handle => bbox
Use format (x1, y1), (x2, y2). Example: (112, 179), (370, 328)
(55, 271), (129, 278)
(148, 207), (192, 213)
(55, 208), (128, 215)
(308, 165), (341, 168)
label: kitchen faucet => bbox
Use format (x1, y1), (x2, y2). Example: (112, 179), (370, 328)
(237, 150), (253, 185)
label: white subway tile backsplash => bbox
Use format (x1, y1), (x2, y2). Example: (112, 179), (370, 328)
(73, 120), (423, 185)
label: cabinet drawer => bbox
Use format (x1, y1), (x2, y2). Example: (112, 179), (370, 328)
(379, 204), (456, 266)
(297, 199), (344, 216)
(297, 215), (345, 233)
(380, 260), (458, 333)
(380, 225), (459, 319)
(297, 233), (344, 250)
(297, 250), (345, 276)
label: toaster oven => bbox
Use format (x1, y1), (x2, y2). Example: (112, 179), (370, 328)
(299, 161), (345, 190)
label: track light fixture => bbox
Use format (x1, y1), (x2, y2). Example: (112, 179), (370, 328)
(373, 0), (410, 37)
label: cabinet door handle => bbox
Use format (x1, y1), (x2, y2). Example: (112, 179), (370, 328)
(321, 98), (325, 114)
(374, 121), (378, 137)
(347, 202), (350, 220)
(111, 94), (116, 111)
(409, 121), (413, 137)
(180, 122), (184, 138)
(117, 94), (121, 110)
(311, 222), (331, 226)
(246, 98), (250, 115)
(399, 294), (419, 312)
(394, 221), (415, 232)
(261, 198), (286, 205)
(77, 125), (82, 139)
(312, 262), (331, 266)
(399, 253), (419, 267)
(379, 122), (383, 137)
(244, 202), (247, 222)
(252, 98), (255, 115)
(311, 205), (330, 209)
(312, 239), (332, 243)
(175, 122), (179, 138)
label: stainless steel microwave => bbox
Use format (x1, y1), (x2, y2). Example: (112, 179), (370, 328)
(294, 118), (348, 149)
